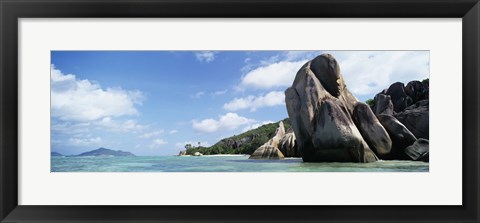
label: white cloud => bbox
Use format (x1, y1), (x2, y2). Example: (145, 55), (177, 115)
(51, 117), (146, 136)
(223, 91), (285, 112)
(175, 141), (210, 149)
(192, 119), (218, 133)
(153, 139), (167, 145)
(193, 91), (205, 98)
(51, 65), (144, 122)
(211, 89), (228, 97)
(239, 60), (307, 89)
(242, 120), (275, 132)
(259, 55), (280, 66)
(192, 113), (255, 133)
(97, 117), (146, 133)
(237, 51), (429, 98)
(283, 51), (319, 61)
(149, 138), (168, 149)
(69, 137), (102, 146)
(169, 130), (178, 134)
(195, 51), (217, 63)
(139, 130), (164, 139)
(51, 121), (91, 135)
(330, 51), (430, 96)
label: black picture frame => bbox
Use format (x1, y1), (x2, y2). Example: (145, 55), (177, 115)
(1, 0), (479, 222)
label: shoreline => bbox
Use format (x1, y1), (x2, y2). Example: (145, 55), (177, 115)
(178, 154), (249, 157)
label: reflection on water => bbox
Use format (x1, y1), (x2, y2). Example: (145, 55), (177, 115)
(51, 155), (429, 172)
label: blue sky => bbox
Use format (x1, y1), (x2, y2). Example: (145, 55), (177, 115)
(51, 51), (429, 156)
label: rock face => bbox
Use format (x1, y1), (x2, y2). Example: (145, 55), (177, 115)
(405, 138), (429, 161)
(386, 82), (413, 113)
(217, 135), (256, 151)
(249, 145), (285, 160)
(178, 150), (187, 156)
(279, 128), (299, 157)
(371, 80), (429, 116)
(352, 103), (392, 159)
(193, 152), (203, 156)
(405, 81), (428, 103)
(394, 100), (429, 139)
(367, 78), (429, 161)
(372, 79), (429, 139)
(285, 54), (378, 163)
(371, 94), (394, 115)
(377, 115), (417, 160)
(249, 122), (286, 159)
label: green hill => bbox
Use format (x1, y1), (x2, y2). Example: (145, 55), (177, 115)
(186, 118), (291, 155)
(77, 147), (135, 157)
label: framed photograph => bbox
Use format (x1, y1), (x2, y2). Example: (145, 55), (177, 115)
(1, 0), (479, 222)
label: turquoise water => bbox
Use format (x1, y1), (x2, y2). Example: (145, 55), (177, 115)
(51, 155), (429, 172)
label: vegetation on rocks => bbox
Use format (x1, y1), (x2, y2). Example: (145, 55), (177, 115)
(365, 98), (375, 107)
(185, 118), (291, 155)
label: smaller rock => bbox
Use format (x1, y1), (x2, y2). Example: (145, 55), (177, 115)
(249, 145), (285, 160)
(372, 94), (394, 115)
(394, 100), (429, 139)
(405, 138), (429, 162)
(386, 82), (413, 112)
(178, 150), (187, 156)
(377, 115), (417, 160)
(405, 81), (428, 103)
(249, 122), (286, 160)
(279, 128), (299, 157)
(193, 152), (203, 156)
(352, 102), (392, 158)
(269, 121), (286, 148)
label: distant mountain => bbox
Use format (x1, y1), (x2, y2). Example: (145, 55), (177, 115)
(77, 148), (135, 157)
(186, 118), (290, 155)
(51, 152), (63, 156)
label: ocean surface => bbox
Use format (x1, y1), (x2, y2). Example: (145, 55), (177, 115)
(51, 155), (429, 172)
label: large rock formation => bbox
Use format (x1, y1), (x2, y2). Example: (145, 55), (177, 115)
(371, 79), (428, 117)
(285, 54), (378, 163)
(249, 122), (286, 160)
(284, 54), (429, 162)
(367, 79), (429, 161)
